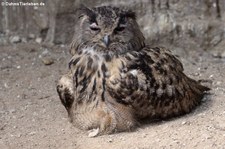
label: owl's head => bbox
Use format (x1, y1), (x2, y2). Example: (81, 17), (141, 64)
(71, 5), (145, 55)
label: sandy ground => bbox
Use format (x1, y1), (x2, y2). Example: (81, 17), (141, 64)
(0, 43), (225, 149)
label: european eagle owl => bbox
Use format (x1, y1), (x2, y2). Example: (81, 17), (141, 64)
(56, 5), (209, 136)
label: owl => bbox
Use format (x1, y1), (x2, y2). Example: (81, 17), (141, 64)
(56, 5), (209, 137)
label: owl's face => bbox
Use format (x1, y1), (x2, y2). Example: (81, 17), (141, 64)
(71, 6), (145, 55)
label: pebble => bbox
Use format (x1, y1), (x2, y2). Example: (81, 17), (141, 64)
(142, 133), (147, 138)
(209, 75), (214, 79)
(41, 57), (54, 65)
(107, 138), (113, 143)
(21, 37), (27, 43)
(0, 37), (7, 44)
(9, 109), (16, 113)
(10, 36), (21, 43)
(212, 51), (225, 58)
(210, 35), (222, 46)
(119, 136), (125, 141)
(181, 121), (187, 125)
(28, 34), (35, 39)
(29, 131), (36, 136)
(35, 37), (42, 44)
(88, 128), (99, 137)
(221, 51), (225, 58)
(4, 83), (9, 88)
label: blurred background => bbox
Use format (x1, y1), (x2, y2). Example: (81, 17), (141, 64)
(0, 0), (225, 53)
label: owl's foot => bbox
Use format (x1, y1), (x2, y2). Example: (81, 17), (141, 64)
(57, 73), (74, 110)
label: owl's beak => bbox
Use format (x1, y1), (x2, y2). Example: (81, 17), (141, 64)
(103, 35), (110, 47)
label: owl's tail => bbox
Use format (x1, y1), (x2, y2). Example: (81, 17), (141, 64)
(180, 77), (210, 115)
(161, 76), (211, 119)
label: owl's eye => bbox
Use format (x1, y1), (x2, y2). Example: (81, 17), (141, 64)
(90, 23), (100, 31)
(115, 26), (125, 32)
(114, 24), (126, 32)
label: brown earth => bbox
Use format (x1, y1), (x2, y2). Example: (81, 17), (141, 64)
(0, 43), (225, 149)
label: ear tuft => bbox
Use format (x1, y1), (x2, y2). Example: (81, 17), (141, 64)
(76, 4), (96, 21)
(125, 10), (136, 20)
(119, 9), (136, 21)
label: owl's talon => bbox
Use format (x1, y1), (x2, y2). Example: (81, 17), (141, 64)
(88, 128), (100, 137)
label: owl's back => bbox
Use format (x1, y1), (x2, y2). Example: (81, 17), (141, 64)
(107, 46), (210, 120)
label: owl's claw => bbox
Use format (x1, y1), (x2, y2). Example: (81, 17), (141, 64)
(88, 128), (100, 137)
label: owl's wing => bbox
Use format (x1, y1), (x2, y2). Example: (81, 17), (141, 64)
(107, 46), (209, 118)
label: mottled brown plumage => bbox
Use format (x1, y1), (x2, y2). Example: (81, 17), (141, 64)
(56, 5), (209, 136)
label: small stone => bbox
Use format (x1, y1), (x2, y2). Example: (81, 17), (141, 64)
(107, 138), (113, 143)
(88, 128), (99, 137)
(212, 52), (221, 58)
(10, 36), (21, 43)
(181, 121), (190, 125)
(21, 37), (27, 43)
(17, 134), (22, 138)
(209, 75), (214, 79)
(29, 131), (36, 136)
(4, 83), (9, 88)
(60, 44), (65, 48)
(28, 34), (35, 39)
(41, 57), (54, 65)
(193, 73), (199, 76)
(210, 35), (222, 46)
(35, 37), (42, 44)
(119, 136), (125, 141)
(41, 49), (49, 55)
(216, 81), (222, 85)
(221, 51), (225, 58)
(9, 109), (16, 113)
(142, 133), (147, 138)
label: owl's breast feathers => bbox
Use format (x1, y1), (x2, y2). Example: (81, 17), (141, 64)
(68, 46), (209, 120)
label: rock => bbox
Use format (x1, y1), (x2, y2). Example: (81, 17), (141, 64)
(29, 131), (36, 136)
(21, 37), (27, 43)
(221, 51), (225, 58)
(35, 37), (42, 44)
(9, 109), (16, 113)
(142, 133), (147, 138)
(16, 65), (21, 69)
(88, 128), (99, 137)
(0, 35), (7, 45)
(107, 138), (113, 143)
(10, 36), (21, 43)
(211, 40), (225, 58)
(28, 34), (35, 39)
(181, 121), (187, 125)
(210, 35), (222, 46)
(41, 57), (54, 65)
(119, 136), (125, 141)
(41, 48), (49, 55)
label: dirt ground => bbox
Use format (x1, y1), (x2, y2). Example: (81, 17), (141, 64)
(0, 43), (225, 149)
